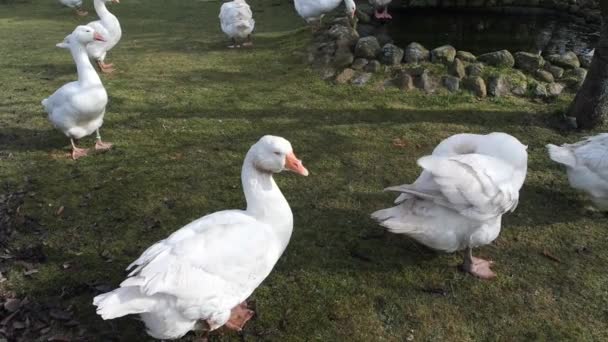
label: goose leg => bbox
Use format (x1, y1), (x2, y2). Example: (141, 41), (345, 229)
(374, 9), (383, 20)
(228, 38), (240, 49)
(97, 60), (115, 74)
(242, 35), (253, 47)
(224, 301), (254, 331)
(461, 247), (496, 279)
(382, 7), (392, 19)
(70, 139), (89, 160)
(94, 129), (113, 151)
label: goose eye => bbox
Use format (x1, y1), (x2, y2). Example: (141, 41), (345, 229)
(273, 152), (281, 156)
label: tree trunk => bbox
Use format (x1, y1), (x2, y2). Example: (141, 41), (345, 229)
(567, 1), (608, 129)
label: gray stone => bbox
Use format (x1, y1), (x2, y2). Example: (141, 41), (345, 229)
(456, 50), (476, 62)
(477, 50), (515, 68)
(404, 66), (427, 77)
(442, 75), (460, 92)
(333, 47), (355, 68)
(393, 71), (414, 91)
(327, 24), (359, 49)
(547, 82), (565, 97)
(514, 51), (544, 73)
(487, 75), (510, 97)
(533, 83), (548, 98)
(580, 54), (593, 68)
(546, 51), (580, 69)
(563, 67), (588, 89)
(335, 68), (356, 84)
(318, 67), (336, 80)
(535, 69), (555, 83)
(415, 69), (435, 93)
(331, 17), (353, 28)
(463, 76), (487, 97)
(311, 53), (332, 69)
(375, 33), (393, 47)
(380, 43), (404, 65)
(356, 23), (375, 38)
(351, 58), (368, 70)
(466, 63), (484, 77)
(404, 42), (430, 63)
(512, 85), (527, 96)
(354, 36), (381, 59)
(431, 45), (456, 64)
(355, 9), (372, 24)
(544, 63), (564, 79)
(352, 72), (373, 86)
(365, 60), (382, 73)
(449, 58), (466, 79)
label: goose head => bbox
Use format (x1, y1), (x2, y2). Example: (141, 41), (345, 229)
(344, 0), (356, 18)
(56, 25), (106, 48)
(481, 132), (528, 171)
(249, 136), (309, 176)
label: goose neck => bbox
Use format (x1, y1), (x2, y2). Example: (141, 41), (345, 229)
(71, 43), (102, 86)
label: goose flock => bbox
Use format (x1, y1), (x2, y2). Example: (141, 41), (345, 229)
(34, 0), (605, 339)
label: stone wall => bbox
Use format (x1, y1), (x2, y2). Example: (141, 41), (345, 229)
(392, 0), (601, 23)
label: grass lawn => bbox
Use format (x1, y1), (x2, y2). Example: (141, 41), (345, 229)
(1, 0), (607, 340)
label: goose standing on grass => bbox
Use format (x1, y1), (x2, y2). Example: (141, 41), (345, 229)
(294, 0), (356, 29)
(93, 136), (309, 340)
(42, 26), (112, 160)
(58, 0), (88, 16)
(372, 133), (528, 279)
(86, 0), (122, 73)
(547, 134), (608, 210)
(369, 0), (392, 20)
(219, 0), (255, 48)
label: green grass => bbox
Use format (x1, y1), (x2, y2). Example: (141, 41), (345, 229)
(1, 0), (608, 341)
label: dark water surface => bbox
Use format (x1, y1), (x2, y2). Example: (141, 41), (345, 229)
(386, 8), (599, 56)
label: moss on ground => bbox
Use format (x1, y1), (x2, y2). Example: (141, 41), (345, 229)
(1, 0), (607, 341)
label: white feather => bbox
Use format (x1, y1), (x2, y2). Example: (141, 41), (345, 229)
(93, 136), (305, 339)
(219, 0), (255, 40)
(547, 133), (608, 210)
(86, 0), (122, 62)
(372, 132), (528, 253)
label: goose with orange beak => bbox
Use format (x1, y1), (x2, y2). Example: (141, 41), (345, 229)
(42, 26), (112, 159)
(86, 0), (122, 73)
(94, 136), (309, 339)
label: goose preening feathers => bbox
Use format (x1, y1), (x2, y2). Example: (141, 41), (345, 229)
(219, 0), (255, 48)
(93, 136), (309, 339)
(294, 0), (356, 28)
(86, 0), (122, 73)
(547, 134), (608, 210)
(42, 26), (112, 160)
(372, 133), (528, 279)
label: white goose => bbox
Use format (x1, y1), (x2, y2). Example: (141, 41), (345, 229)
(42, 26), (112, 160)
(369, 0), (392, 20)
(219, 0), (255, 48)
(547, 134), (608, 210)
(294, 0), (356, 27)
(372, 133), (528, 279)
(86, 0), (122, 73)
(93, 136), (309, 339)
(58, 0), (88, 16)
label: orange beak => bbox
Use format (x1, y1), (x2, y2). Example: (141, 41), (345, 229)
(285, 152), (309, 176)
(93, 32), (106, 42)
